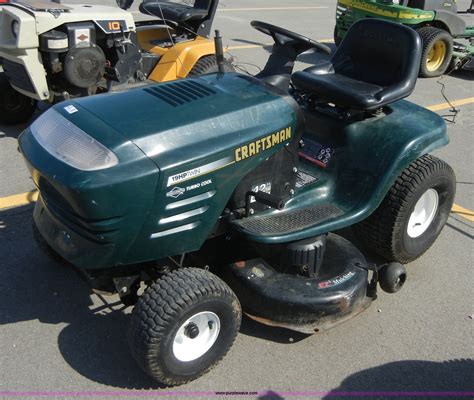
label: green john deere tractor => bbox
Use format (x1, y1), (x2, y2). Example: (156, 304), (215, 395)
(335, 0), (474, 77)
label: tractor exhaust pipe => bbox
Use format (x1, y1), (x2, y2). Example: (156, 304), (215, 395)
(214, 30), (225, 74)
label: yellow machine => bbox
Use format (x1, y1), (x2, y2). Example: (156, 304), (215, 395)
(0, 0), (227, 124)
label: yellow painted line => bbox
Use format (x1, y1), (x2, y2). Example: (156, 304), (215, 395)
(227, 44), (271, 51)
(227, 38), (333, 51)
(426, 97), (474, 112)
(219, 7), (328, 12)
(451, 204), (474, 222)
(0, 190), (38, 210)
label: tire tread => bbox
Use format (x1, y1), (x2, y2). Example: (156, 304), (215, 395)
(353, 155), (455, 263)
(129, 268), (240, 386)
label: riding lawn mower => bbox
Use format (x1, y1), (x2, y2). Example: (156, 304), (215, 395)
(19, 18), (456, 386)
(0, 0), (230, 124)
(335, 0), (474, 77)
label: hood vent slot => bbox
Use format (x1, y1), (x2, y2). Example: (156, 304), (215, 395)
(144, 80), (216, 107)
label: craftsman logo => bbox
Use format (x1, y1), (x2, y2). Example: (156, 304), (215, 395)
(167, 157), (233, 187)
(318, 271), (355, 289)
(166, 187), (185, 199)
(235, 127), (292, 162)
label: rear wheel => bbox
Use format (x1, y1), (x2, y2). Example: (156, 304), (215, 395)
(417, 27), (453, 78)
(188, 55), (235, 76)
(0, 73), (37, 125)
(128, 268), (241, 386)
(353, 155), (456, 263)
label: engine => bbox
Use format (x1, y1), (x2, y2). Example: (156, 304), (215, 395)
(39, 21), (142, 98)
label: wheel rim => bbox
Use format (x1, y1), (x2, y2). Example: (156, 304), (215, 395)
(172, 311), (221, 362)
(427, 40), (446, 72)
(407, 189), (439, 238)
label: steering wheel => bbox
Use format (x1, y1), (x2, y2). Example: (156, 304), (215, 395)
(251, 20), (331, 55)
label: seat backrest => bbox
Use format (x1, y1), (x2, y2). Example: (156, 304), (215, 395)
(332, 18), (421, 88)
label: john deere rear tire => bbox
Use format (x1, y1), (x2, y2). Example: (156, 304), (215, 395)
(353, 155), (455, 264)
(188, 55), (235, 76)
(0, 73), (37, 125)
(128, 268), (241, 386)
(417, 27), (453, 78)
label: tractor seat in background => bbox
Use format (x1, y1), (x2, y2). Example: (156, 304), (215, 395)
(140, 0), (211, 24)
(291, 19), (422, 111)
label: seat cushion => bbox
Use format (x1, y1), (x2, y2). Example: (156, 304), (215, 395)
(140, 3), (209, 23)
(292, 71), (383, 110)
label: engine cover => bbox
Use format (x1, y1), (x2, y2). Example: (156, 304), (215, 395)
(63, 45), (106, 88)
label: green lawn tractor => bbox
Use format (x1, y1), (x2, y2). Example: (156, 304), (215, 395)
(335, 0), (474, 77)
(0, 0), (230, 124)
(20, 19), (456, 386)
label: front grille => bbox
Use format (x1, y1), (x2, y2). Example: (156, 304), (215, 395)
(1, 58), (36, 94)
(144, 79), (216, 107)
(39, 178), (123, 244)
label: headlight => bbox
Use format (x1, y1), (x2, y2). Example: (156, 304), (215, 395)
(11, 20), (19, 38)
(30, 108), (119, 171)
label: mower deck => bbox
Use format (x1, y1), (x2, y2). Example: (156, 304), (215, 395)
(220, 234), (372, 334)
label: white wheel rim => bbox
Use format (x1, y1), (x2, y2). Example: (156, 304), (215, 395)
(407, 189), (439, 238)
(172, 311), (221, 362)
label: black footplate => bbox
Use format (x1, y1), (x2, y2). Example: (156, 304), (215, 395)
(232, 204), (343, 236)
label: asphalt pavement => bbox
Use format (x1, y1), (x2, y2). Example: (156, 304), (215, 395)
(0, 1), (473, 399)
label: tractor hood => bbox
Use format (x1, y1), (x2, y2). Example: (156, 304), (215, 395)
(19, 72), (301, 268)
(68, 73), (298, 178)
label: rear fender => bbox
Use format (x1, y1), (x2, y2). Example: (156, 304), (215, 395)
(148, 37), (215, 81)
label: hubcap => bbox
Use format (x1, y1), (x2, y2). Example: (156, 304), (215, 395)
(172, 311), (221, 362)
(407, 189), (439, 238)
(427, 40), (446, 72)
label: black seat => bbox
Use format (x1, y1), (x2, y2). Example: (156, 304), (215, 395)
(140, 1), (211, 24)
(291, 19), (422, 111)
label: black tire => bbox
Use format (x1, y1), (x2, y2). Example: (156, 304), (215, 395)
(353, 155), (456, 264)
(333, 25), (342, 47)
(378, 263), (407, 293)
(128, 268), (241, 386)
(417, 27), (453, 78)
(188, 55), (235, 76)
(0, 73), (37, 124)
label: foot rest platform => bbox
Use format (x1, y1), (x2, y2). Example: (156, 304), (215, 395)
(232, 204), (343, 237)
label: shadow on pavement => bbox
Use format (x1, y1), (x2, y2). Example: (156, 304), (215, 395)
(0, 204), (159, 389)
(0, 203), (308, 389)
(449, 68), (474, 81)
(322, 359), (474, 400)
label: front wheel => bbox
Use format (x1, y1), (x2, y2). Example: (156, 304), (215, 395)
(353, 155), (456, 264)
(417, 27), (453, 78)
(128, 268), (241, 386)
(0, 73), (37, 125)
